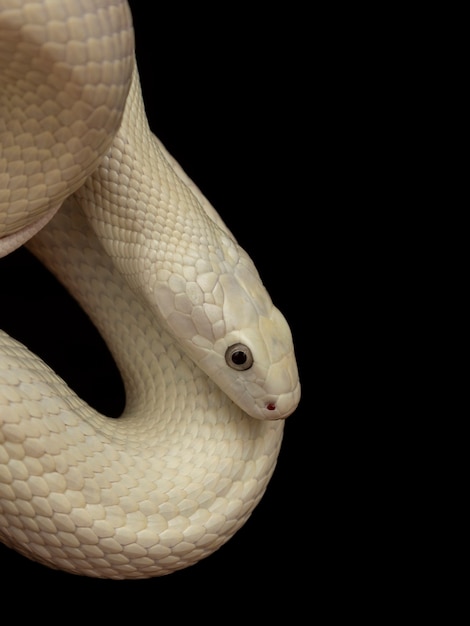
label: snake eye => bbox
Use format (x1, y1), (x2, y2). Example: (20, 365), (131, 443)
(225, 343), (254, 371)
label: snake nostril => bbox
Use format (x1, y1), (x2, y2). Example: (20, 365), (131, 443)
(266, 403), (276, 411)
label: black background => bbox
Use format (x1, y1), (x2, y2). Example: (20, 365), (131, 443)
(0, 2), (312, 614)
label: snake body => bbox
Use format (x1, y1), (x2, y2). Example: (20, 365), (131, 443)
(0, 0), (300, 578)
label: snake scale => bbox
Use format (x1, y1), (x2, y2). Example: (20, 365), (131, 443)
(0, 0), (300, 579)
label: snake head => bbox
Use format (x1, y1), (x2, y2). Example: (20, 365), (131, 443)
(205, 303), (302, 420)
(151, 234), (301, 420)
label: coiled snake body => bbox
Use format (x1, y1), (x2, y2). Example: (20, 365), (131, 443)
(0, 0), (300, 578)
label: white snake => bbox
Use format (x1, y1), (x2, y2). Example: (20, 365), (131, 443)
(0, 0), (300, 579)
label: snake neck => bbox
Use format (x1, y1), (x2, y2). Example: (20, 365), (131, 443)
(77, 63), (221, 264)
(75, 62), (229, 324)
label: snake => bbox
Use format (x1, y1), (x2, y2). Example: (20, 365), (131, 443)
(0, 0), (300, 579)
